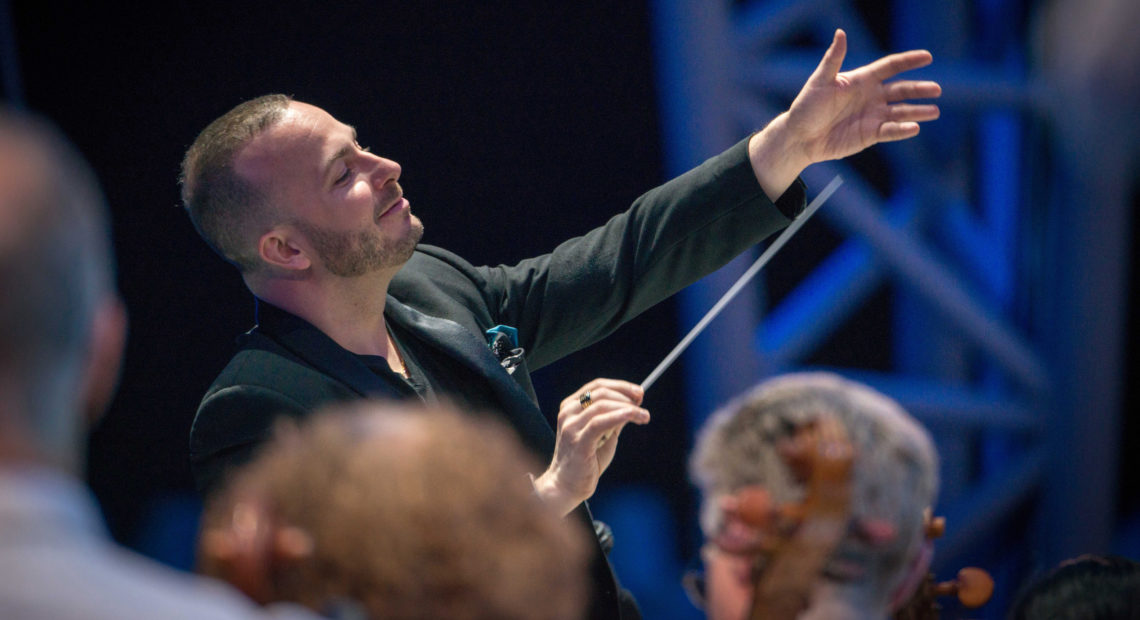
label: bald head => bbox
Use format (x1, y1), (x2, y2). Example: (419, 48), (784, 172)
(0, 108), (123, 469)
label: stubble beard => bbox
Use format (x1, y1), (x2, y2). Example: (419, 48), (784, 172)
(296, 215), (423, 278)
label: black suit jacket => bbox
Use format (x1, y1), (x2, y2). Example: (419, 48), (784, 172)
(189, 137), (804, 619)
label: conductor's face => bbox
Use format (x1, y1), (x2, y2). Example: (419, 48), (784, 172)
(235, 101), (423, 277)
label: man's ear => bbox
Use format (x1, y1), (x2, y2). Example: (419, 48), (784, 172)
(82, 295), (128, 425)
(199, 491), (314, 606)
(258, 227), (312, 272)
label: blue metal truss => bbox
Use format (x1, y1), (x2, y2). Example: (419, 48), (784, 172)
(652, 0), (1124, 602)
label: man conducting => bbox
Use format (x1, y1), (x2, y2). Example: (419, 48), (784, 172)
(181, 30), (940, 619)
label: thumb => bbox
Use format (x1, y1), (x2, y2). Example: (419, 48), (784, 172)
(813, 29), (847, 81)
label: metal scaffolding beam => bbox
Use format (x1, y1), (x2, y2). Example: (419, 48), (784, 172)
(651, 0), (1122, 598)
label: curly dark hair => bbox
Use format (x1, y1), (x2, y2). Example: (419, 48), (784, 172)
(1009, 554), (1140, 620)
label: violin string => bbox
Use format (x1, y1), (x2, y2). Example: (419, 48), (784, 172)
(640, 175), (844, 393)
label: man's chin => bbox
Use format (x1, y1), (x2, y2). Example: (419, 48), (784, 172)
(407, 217), (425, 248)
(390, 219), (424, 265)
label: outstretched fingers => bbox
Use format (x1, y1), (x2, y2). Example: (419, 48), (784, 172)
(874, 81), (940, 145)
(888, 103), (941, 123)
(876, 121), (921, 143)
(866, 49), (933, 82)
(884, 79), (942, 103)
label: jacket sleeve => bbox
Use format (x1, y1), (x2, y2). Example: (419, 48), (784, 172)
(473, 137), (805, 370)
(189, 384), (309, 497)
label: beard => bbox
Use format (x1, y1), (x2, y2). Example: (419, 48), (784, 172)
(295, 215), (423, 277)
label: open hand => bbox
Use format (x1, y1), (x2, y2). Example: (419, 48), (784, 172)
(788, 28), (941, 163)
(750, 29), (942, 198)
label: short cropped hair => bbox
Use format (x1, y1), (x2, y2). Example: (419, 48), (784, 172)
(0, 108), (114, 420)
(691, 372), (938, 604)
(179, 94), (291, 272)
(201, 401), (590, 620)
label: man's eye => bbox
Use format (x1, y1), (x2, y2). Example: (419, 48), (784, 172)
(335, 167), (352, 185)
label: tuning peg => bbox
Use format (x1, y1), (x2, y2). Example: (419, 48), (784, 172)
(955, 567), (994, 608)
(932, 567), (994, 609)
(924, 516), (945, 540)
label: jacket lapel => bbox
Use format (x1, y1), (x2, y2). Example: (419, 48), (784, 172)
(252, 300), (400, 400)
(384, 296), (556, 457)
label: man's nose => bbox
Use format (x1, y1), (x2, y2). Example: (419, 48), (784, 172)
(367, 153), (401, 186)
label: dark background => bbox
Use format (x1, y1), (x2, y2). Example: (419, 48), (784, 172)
(7, 1), (1138, 618)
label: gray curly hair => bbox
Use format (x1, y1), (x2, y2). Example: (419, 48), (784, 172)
(691, 372), (938, 606)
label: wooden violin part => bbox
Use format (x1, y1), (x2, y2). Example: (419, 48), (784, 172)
(742, 415), (855, 620)
(892, 513), (994, 620)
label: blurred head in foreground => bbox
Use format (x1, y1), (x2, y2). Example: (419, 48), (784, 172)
(200, 401), (590, 620)
(0, 107), (126, 473)
(689, 373), (938, 620)
(1009, 554), (1140, 620)
(1, 107), (318, 620)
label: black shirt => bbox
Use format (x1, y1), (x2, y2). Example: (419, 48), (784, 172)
(354, 318), (505, 415)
